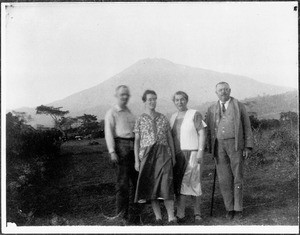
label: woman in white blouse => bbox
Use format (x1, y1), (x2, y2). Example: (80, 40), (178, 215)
(170, 91), (207, 224)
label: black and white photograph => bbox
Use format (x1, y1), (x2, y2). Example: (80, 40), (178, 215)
(1, 2), (299, 234)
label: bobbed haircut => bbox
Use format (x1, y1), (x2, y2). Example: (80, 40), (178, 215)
(172, 91), (189, 102)
(142, 90), (157, 102)
(215, 81), (230, 89)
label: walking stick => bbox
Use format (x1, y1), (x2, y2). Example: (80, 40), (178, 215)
(210, 166), (217, 217)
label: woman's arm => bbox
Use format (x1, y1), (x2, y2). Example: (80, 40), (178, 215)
(197, 128), (206, 164)
(167, 130), (176, 166)
(134, 133), (141, 172)
(193, 112), (206, 164)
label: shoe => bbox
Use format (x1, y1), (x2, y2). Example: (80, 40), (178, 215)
(153, 219), (163, 226)
(194, 214), (203, 224)
(234, 211), (243, 220)
(167, 219), (178, 225)
(176, 216), (187, 224)
(127, 216), (141, 225)
(225, 211), (234, 220)
(103, 213), (128, 225)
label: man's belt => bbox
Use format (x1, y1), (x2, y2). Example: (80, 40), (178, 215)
(114, 137), (135, 141)
(217, 137), (235, 140)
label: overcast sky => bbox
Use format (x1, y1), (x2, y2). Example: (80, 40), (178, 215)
(3, 2), (298, 110)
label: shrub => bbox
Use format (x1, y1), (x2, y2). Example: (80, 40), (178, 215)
(269, 126), (298, 165)
(6, 112), (72, 225)
(248, 120), (299, 167)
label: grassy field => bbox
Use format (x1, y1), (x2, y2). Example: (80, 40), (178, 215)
(31, 138), (298, 226)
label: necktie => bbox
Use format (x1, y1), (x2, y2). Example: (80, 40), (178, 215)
(221, 102), (226, 113)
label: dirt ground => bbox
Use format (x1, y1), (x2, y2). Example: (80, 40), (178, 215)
(32, 138), (298, 226)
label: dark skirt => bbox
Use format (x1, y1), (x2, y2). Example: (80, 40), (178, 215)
(134, 143), (174, 203)
(173, 151), (189, 196)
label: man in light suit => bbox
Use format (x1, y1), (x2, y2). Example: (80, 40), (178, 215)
(206, 82), (253, 220)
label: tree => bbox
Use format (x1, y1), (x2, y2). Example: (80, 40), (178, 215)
(77, 114), (97, 125)
(12, 111), (33, 124)
(76, 114), (99, 137)
(36, 105), (69, 136)
(60, 117), (79, 131)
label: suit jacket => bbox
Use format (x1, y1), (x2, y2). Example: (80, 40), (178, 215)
(206, 97), (253, 156)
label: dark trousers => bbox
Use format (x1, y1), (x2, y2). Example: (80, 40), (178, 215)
(114, 138), (139, 220)
(215, 139), (243, 212)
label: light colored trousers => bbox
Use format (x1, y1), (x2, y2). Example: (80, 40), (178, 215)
(215, 138), (243, 212)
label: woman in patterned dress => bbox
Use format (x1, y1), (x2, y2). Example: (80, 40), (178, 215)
(134, 90), (177, 225)
(170, 91), (206, 224)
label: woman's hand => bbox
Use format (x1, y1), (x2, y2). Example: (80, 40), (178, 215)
(134, 161), (140, 172)
(172, 156), (176, 167)
(196, 150), (204, 164)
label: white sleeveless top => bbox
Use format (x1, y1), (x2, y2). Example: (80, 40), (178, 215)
(170, 109), (199, 150)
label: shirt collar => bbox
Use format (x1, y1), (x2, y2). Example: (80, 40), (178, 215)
(115, 104), (129, 112)
(219, 98), (231, 108)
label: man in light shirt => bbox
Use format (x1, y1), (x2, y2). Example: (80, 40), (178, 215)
(105, 85), (139, 224)
(206, 82), (253, 221)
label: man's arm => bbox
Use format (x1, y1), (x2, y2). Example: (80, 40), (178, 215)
(134, 133), (140, 171)
(240, 103), (254, 158)
(105, 110), (118, 163)
(240, 103), (254, 149)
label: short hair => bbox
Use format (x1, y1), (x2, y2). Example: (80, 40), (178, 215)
(142, 90), (157, 102)
(115, 85), (129, 93)
(215, 81), (230, 88)
(172, 91), (189, 102)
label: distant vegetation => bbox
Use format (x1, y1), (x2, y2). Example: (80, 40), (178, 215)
(35, 105), (104, 140)
(36, 105), (69, 136)
(242, 91), (298, 119)
(195, 91), (298, 120)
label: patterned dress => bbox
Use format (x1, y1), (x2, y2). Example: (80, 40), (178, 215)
(172, 111), (206, 196)
(134, 113), (174, 203)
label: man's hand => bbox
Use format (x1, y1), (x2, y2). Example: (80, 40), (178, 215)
(196, 150), (204, 164)
(134, 161), (140, 172)
(110, 152), (119, 163)
(243, 148), (252, 159)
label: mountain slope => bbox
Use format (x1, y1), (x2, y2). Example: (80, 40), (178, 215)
(49, 58), (293, 115)
(14, 58), (295, 127)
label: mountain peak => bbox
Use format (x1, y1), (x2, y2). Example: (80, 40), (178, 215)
(134, 57), (176, 66)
